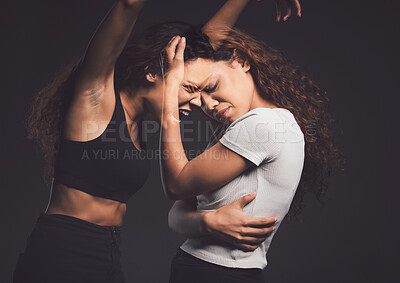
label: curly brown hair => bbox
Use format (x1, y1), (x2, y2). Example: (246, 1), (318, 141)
(27, 57), (82, 180)
(208, 28), (345, 221)
(27, 22), (344, 220)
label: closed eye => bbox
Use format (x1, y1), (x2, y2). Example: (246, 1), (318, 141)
(203, 81), (219, 94)
(184, 85), (199, 93)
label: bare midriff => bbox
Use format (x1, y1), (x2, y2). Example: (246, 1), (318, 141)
(45, 181), (126, 226)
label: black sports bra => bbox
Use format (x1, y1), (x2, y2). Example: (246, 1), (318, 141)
(53, 86), (151, 203)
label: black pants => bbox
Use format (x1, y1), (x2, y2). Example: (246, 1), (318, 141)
(13, 213), (125, 283)
(169, 249), (265, 283)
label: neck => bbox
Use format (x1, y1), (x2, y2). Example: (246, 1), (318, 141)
(120, 89), (146, 124)
(250, 86), (278, 110)
(121, 85), (163, 124)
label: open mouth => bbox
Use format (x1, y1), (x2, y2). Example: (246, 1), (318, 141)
(179, 109), (191, 116)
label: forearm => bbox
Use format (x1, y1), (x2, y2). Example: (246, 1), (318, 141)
(161, 101), (249, 198)
(168, 200), (209, 238)
(80, 0), (145, 80)
(161, 116), (229, 199)
(168, 194), (278, 252)
(160, 37), (249, 199)
(160, 84), (189, 198)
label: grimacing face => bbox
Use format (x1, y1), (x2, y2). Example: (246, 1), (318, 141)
(181, 58), (256, 124)
(176, 82), (201, 114)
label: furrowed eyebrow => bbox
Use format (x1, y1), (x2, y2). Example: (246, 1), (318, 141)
(186, 80), (200, 87)
(183, 84), (200, 93)
(185, 74), (213, 90)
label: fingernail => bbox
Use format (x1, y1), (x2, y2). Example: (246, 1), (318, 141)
(181, 37), (186, 43)
(274, 217), (278, 222)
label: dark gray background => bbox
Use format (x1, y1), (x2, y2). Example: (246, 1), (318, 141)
(1, 0), (399, 282)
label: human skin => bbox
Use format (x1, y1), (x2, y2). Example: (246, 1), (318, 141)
(45, 0), (278, 227)
(161, 37), (279, 198)
(164, 1), (302, 250)
(160, 36), (283, 250)
(46, 0), (298, 247)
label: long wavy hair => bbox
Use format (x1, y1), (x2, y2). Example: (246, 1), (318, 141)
(27, 22), (343, 219)
(27, 22), (214, 181)
(206, 28), (345, 221)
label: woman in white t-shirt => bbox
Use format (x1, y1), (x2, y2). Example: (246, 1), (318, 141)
(160, 27), (342, 282)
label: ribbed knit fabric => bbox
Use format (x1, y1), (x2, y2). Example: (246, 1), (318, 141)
(181, 107), (305, 269)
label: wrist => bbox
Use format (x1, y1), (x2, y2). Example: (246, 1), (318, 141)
(161, 113), (181, 129)
(201, 211), (216, 235)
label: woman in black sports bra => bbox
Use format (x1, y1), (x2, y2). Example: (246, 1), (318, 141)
(13, 1), (286, 282)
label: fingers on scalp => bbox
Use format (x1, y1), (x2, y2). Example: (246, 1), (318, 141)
(166, 36), (181, 61)
(169, 35), (181, 45)
(167, 35), (177, 45)
(175, 37), (186, 60)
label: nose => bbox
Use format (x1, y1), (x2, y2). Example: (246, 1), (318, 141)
(201, 94), (219, 112)
(189, 95), (201, 108)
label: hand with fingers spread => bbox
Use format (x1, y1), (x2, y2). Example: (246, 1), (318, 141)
(164, 35), (186, 86)
(203, 192), (277, 252)
(273, 0), (301, 22)
(162, 35), (187, 122)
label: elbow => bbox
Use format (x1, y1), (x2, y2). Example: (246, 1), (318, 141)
(164, 189), (185, 201)
(168, 205), (184, 234)
(163, 184), (189, 200)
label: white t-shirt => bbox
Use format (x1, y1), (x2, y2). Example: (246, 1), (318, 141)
(180, 107), (305, 269)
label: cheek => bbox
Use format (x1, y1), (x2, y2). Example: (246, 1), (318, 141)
(225, 70), (251, 95)
(222, 81), (251, 106)
(177, 88), (191, 104)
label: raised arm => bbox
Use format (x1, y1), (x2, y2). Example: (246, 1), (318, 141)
(202, 0), (252, 33)
(63, 0), (146, 141)
(202, 0), (252, 47)
(76, 0), (146, 91)
(160, 37), (255, 199)
(164, 0), (301, 249)
(168, 194), (277, 251)
(202, 0), (302, 46)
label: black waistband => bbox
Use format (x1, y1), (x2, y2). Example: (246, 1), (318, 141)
(38, 213), (122, 234)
